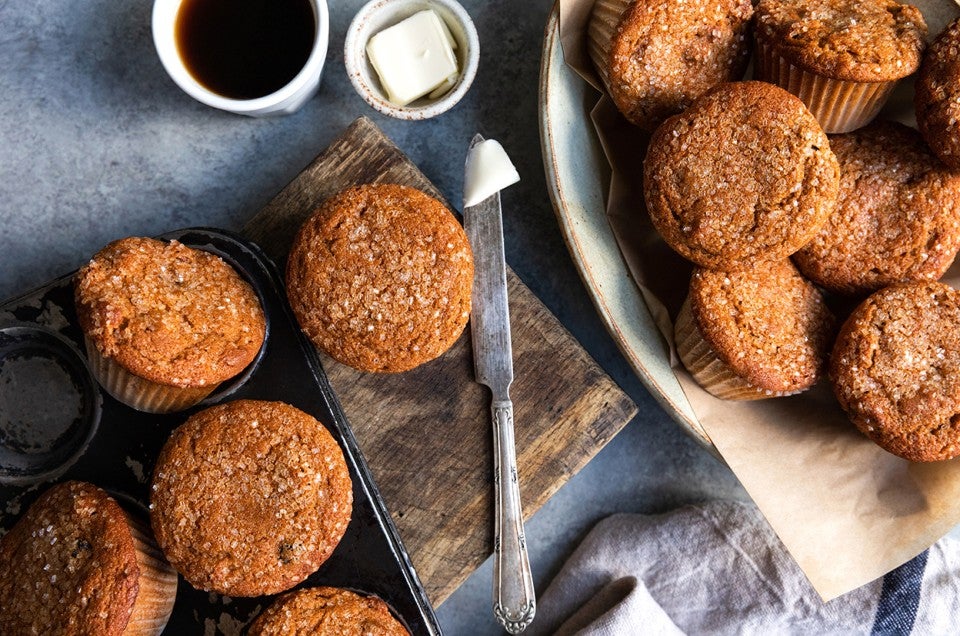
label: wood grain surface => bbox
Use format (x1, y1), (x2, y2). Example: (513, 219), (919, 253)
(242, 117), (637, 606)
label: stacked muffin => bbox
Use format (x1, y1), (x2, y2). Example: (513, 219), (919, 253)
(588, 0), (960, 461)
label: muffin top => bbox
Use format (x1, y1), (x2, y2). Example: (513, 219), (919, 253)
(793, 121), (960, 296)
(149, 400), (353, 596)
(595, 0), (753, 131)
(689, 260), (835, 394)
(0, 481), (140, 635)
(74, 237), (266, 387)
(248, 587), (410, 636)
(916, 17), (960, 169)
(831, 281), (960, 462)
(644, 81), (839, 270)
(286, 184), (473, 373)
(754, 0), (927, 82)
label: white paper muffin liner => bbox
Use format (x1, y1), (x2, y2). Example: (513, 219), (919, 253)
(586, 0), (631, 93)
(84, 337), (216, 414)
(123, 511), (178, 635)
(754, 38), (898, 134)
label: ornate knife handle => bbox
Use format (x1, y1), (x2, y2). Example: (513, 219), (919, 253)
(492, 399), (536, 634)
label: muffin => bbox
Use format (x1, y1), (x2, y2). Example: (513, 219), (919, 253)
(586, 0), (753, 132)
(644, 81), (840, 270)
(149, 400), (353, 596)
(793, 121), (960, 296)
(831, 281), (960, 462)
(675, 260), (835, 400)
(248, 587), (410, 636)
(754, 0), (927, 134)
(74, 237), (266, 413)
(916, 17), (960, 169)
(286, 184), (473, 373)
(0, 481), (177, 635)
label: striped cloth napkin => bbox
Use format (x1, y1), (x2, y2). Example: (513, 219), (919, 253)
(528, 501), (960, 635)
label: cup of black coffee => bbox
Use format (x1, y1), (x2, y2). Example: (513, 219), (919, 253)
(152, 0), (329, 116)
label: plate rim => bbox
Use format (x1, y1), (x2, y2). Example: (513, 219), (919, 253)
(537, 4), (714, 450)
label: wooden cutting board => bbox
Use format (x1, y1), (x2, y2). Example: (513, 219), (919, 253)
(243, 117), (637, 606)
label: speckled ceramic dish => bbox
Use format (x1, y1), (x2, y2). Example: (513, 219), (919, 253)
(538, 7), (712, 450)
(344, 0), (479, 120)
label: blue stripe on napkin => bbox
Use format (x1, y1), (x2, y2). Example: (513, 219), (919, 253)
(871, 550), (928, 636)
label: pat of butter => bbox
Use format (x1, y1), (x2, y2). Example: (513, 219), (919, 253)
(366, 10), (460, 107)
(463, 139), (520, 208)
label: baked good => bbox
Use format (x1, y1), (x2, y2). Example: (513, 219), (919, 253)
(248, 587), (410, 636)
(675, 260), (835, 399)
(754, 0), (927, 133)
(0, 481), (177, 635)
(916, 17), (960, 169)
(586, 0), (753, 131)
(74, 237), (266, 413)
(286, 184), (473, 373)
(643, 81), (839, 270)
(831, 281), (960, 462)
(149, 399), (353, 596)
(793, 121), (960, 296)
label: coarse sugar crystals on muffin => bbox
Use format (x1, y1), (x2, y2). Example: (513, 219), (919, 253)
(0, 480), (178, 636)
(916, 17), (960, 169)
(831, 281), (960, 462)
(286, 184), (473, 373)
(793, 121), (960, 296)
(149, 399), (353, 597)
(74, 236), (266, 413)
(675, 260), (835, 400)
(643, 81), (840, 271)
(754, 0), (927, 133)
(587, 0), (754, 131)
(248, 587), (410, 636)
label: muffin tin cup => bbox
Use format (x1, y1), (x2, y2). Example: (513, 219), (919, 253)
(674, 297), (800, 401)
(0, 228), (439, 635)
(82, 339), (219, 415)
(585, 0), (627, 93)
(0, 325), (102, 485)
(754, 39), (898, 134)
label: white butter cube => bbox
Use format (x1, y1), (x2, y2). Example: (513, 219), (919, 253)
(366, 10), (460, 107)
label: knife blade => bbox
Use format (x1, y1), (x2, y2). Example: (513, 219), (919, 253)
(463, 133), (536, 634)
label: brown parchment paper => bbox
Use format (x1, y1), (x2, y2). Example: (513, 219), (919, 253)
(557, 0), (960, 601)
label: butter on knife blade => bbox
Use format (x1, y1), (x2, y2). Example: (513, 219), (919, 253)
(463, 139), (520, 208)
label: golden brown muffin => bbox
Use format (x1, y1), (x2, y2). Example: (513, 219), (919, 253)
(916, 18), (960, 169)
(286, 184), (473, 373)
(675, 260), (835, 399)
(831, 281), (960, 462)
(793, 121), (960, 296)
(0, 481), (178, 636)
(586, 0), (754, 132)
(643, 81), (840, 270)
(754, 0), (927, 133)
(248, 587), (410, 636)
(149, 400), (352, 596)
(74, 237), (265, 413)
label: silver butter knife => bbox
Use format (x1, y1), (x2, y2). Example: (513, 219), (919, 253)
(463, 133), (536, 634)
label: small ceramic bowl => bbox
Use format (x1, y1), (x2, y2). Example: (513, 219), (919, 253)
(345, 0), (480, 120)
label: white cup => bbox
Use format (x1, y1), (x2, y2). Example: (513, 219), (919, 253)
(152, 0), (329, 117)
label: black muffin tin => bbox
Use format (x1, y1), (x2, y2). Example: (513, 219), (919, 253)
(0, 228), (440, 635)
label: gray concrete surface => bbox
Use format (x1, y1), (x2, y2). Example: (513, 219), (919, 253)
(0, 0), (745, 633)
